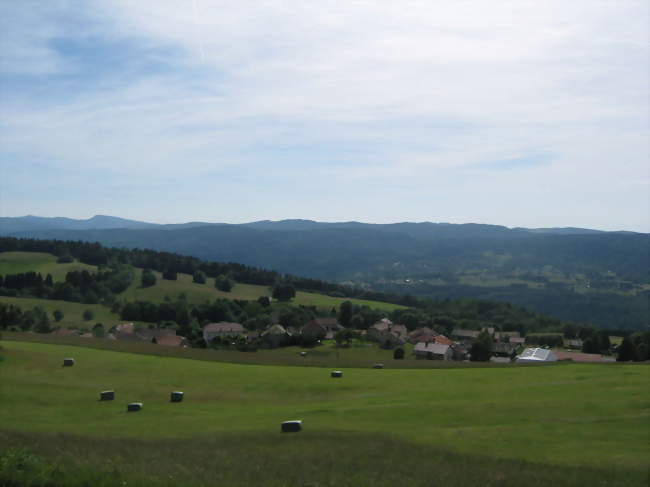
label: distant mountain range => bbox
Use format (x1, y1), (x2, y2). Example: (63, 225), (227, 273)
(1, 215), (648, 329)
(0, 214), (637, 235)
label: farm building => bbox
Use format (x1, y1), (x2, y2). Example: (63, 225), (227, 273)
(451, 329), (480, 342)
(408, 327), (435, 344)
(368, 320), (409, 346)
(516, 348), (557, 362)
(414, 342), (453, 360)
(202, 322), (246, 343)
(302, 318), (341, 340)
(261, 324), (291, 347)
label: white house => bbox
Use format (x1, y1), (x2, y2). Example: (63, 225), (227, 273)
(515, 347), (557, 363)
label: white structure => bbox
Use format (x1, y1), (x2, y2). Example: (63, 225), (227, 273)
(516, 347), (557, 363)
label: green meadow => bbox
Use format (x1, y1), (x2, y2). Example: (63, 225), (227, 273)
(0, 252), (404, 330)
(1, 340), (648, 486)
(0, 251), (96, 282)
(0, 296), (123, 330)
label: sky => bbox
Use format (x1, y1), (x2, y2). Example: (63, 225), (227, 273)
(1, 0), (648, 231)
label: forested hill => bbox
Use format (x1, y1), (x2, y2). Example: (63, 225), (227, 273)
(1, 218), (648, 329)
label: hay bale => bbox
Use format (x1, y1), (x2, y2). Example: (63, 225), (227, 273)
(63, 358), (75, 367)
(100, 390), (114, 401)
(373, 363), (384, 369)
(170, 391), (184, 403)
(281, 420), (302, 433)
(127, 402), (143, 412)
(331, 370), (343, 378)
(300, 351), (307, 357)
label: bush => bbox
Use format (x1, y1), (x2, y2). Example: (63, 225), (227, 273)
(393, 348), (405, 360)
(193, 271), (206, 284)
(83, 309), (94, 321)
(141, 269), (156, 288)
(215, 275), (234, 292)
(53, 310), (64, 322)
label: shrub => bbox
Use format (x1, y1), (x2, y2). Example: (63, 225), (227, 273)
(393, 347), (405, 360)
(83, 309), (94, 321)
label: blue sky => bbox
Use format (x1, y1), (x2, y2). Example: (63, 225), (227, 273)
(1, 0), (648, 231)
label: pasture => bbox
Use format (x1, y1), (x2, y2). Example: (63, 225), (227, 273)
(0, 251), (96, 282)
(1, 340), (648, 486)
(0, 252), (405, 321)
(0, 296), (122, 330)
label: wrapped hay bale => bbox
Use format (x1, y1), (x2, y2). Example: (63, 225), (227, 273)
(281, 420), (302, 433)
(170, 391), (184, 403)
(100, 390), (114, 401)
(373, 363), (384, 369)
(127, 402), (143, 412)
(331, 370), (343, 378)
(63, 358), (75, 366)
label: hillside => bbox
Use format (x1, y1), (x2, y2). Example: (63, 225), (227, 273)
(0, 251), (404, 331)
(2, 217), (648, 329)
(1, 340), (648, 486)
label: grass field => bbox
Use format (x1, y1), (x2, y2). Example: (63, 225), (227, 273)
(0, 251), (405, 315)
(0, 296), (122, 330)
(0, 251), (97, 282)
(1, 340), (648, 486)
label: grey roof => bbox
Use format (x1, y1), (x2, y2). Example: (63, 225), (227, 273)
(414, 342), (450, 355)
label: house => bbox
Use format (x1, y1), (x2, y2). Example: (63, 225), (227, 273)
(371, 318), (393, 332)
(202, 322), (245, 344)
(566, 339), (583, 349)
(261, 324), (291, 347)
(153, 335), (187, 347)
(433, 334), (454, 346)
(115, 323), (135, 334)
(492, 342), (515, 356)
(451, 329), (480, 342)
(494, 331), (521, 342)
(368, 320), (408, 346)
(302, 318), (341, 340)
(515, 348), (557, 362)
(408, 327), (435, 344)
(414, 342), (453, 361)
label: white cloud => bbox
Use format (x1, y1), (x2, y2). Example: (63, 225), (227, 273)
(0, 0), (648, 229)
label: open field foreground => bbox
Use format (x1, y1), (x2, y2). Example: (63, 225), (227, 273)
(1, 341), (649, 486)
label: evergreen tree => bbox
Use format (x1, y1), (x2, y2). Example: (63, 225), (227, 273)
(617, 336), (636, 362)
(470, 331), (493, 362)
(215, 274), (234, 292)
(272, 281), (295, 302)
(141, 269), (156, 288)
(338, 301), (353, 327)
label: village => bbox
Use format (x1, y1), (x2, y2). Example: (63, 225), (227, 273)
(49, 316), (616, 364)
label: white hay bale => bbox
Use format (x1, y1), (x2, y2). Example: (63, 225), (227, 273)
(63, 358), (75, 366)
(100, 390), (114, 401)
(331, 370), (343, 378)
(170, 391), (184, 402)
(300, 351), (307, 356)
(281, 420), (302, 432)
(373, 363), (384, 369)
(127, 402), (143, 412)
